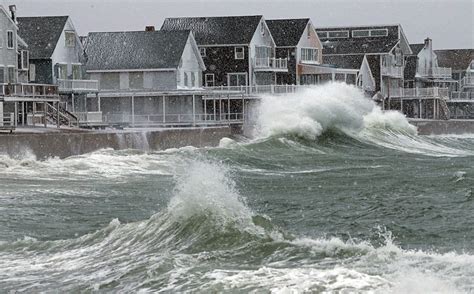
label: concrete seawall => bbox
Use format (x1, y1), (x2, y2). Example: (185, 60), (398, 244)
(410, 119), (474, 135)
(0, 126), (231, 159)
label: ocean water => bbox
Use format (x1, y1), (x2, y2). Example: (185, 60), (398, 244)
(1, 83), (473, 293)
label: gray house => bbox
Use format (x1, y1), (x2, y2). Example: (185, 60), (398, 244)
(84, 29), (206, 126)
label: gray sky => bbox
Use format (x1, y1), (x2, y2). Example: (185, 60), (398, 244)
(3, 0), (473, 49)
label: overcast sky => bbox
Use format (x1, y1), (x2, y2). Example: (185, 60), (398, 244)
(2, 0), (473, 49)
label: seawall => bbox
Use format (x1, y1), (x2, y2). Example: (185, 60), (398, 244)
(410, 119), (474, 135)
(0, 126), (231, 159)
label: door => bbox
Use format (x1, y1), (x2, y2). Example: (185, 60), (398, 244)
(227, 73), (247, 87)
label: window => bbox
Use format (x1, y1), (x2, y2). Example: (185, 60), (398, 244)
(7, 67), (15, 83)
(57, 64), (68, 79)
(205, 73), (215, 87)
(260, 22), (265, 36)
(352, 30), (370, 38)
(129, 72), (143, 89)
(184, 72), (188, 87)
(65, 31), (75, 47)
(72, 64), (81, 79)
(0, 68), (4, 83)
(307, 24), (311, 38)
(235, 47), (244, 60)
(7, 31), (14, 49)
(29, 64), (36, 82)
(317, 32), (328, 39)
(21, 50), (29, 70)
(300, 48), (318, 63)
(191, 72), (196, 87)
(200, 47), (206, 57)
(370, 29), (388, 37)
(327, 31), (349, 38)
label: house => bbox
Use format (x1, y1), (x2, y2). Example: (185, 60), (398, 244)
(403, 43), (424, 88)
(84, 29), (206, 125)
(435, 49), (474, 94)
(17, 15), (99, 117)
(161, 15), (288, 87)
(266, 18), (357, 85)
(316, 24), (413, 97)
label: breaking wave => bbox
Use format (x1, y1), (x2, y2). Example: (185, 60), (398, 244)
(0, 159), (472, 292)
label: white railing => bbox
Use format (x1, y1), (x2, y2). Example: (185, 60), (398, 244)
(381, 65), (403, 78)
(254, 57), (288, 70)
(389, 87), (449, 98)
(460, 76), (474, 88)
(57, 79), (99, 92)
(419, 67), (452, 79)
(74, 111), (103, 123)
(103, 112), (245, 125)
(0, 83), (59, 98)
(450, 91), (474, 100)
(205, 84), (304, 95)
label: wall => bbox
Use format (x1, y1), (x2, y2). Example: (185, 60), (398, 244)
(296, 20), (323, 65)
(177, 35), (203, 88)
(410, 119), (474, 135)
(31, 59), (53, 84)
(49, 17), (83, 83)
(0, 7), (18, 83)
(0, 126), (231, 159)
(200, 46), (249, 86)
(249, 18), (275, 86)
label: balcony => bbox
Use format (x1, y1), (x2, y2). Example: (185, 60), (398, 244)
(0, 83), (59, 101)
(419, 67), (452, 79)
(254, 57), (288, 72)
(388, 87), (449, 99)
(381, 65), (403, 78)
(460, 75), (474, 88)
(450, 91), (474, 100)
(58, 79), (100, 93)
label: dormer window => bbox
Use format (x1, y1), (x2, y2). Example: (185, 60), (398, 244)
(65, 31), (75, 47)
(327, 31), (349, 38)
(200, 47), (206, 57)
(7, 31), (14, 49)
(235, 47), (244, 60)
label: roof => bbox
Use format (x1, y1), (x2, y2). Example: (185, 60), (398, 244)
(85, 30), (191, 71)
(161, 15), (262, 45)
(317, 25), (401, 55)
(17, 16), (69, 59)
(322, 54), (365, 69)
(434, 49), (474, 71)
(266, 18), (309, 47)
(410, 43), (424, 55)
(365, 55), (381, 91)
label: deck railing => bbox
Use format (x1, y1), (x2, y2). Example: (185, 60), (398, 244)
(57, 79), (99, 93)
(460, 76), (474, 88)
(389, 87), (449, 98)
(419, 67), (452, 79)
(205, 84), (304, 95)
(0, 83), (59, 98)
(0, 112), (15, 128)
(254, 57), (288, 70)
(103, 112), (245, 126)
(450, 91), (474, 100)
(74, 111), (103, 123)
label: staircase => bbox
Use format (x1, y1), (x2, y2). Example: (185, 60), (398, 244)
(45, 103), (79, 127)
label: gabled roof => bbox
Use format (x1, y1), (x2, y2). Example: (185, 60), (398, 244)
(17, 16), (69, 59)
(322, 54), (365, 69)
(161, 15), (262, 45)
(266, 18), (309, 47)
(317, 25), (402, 55)
(434, 49), (474, 71)
(410, 43), (424, 55)
(85, 30), (191, 71)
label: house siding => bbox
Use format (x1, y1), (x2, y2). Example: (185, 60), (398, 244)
(201, 45), (249, 86)
(31, 59), (53, 84)
(0, 8), (18, 83)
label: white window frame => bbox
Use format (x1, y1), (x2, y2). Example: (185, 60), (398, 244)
(205, 73), (215, 87)
(260, 22), (265, 36)
(317, 32), (328, 39)
(352, 30), (370, 38)
(21, 50), (29, 70)
(65, 31), (76, 48)
(7, 66), (15, 83)
(184, 72), (188, 87)
(327, 31), (349, 38)
(29, 63), (36, 82)
(300, 48), (319, 64)
(6, 30), (14, 49)
(369, 29), (388, 37)
(235, 47), (244, 60)
(191, 72), (196, 87)
(200, 47), (206, 57)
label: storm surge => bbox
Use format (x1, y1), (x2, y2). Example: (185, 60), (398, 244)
(250, 83), (474, 157)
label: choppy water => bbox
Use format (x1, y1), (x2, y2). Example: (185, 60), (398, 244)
(1, 83), (474, 293)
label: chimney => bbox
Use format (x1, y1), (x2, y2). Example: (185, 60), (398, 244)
(424, 37), (432, 51)
(8, 5), (17, 23)
(145, 26), (155, 32)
